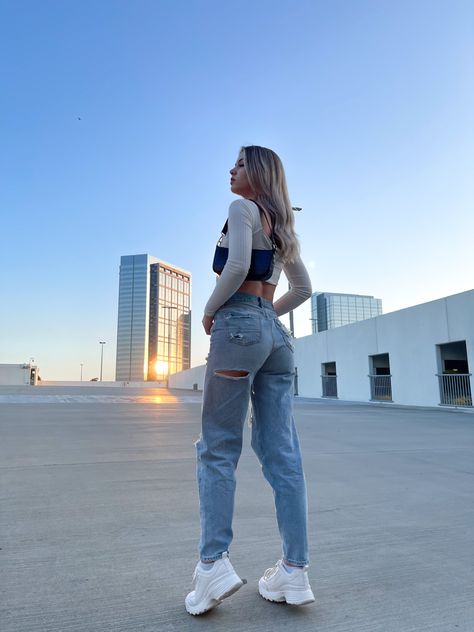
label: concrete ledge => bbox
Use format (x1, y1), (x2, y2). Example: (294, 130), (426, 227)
(40, 381), (167, 388)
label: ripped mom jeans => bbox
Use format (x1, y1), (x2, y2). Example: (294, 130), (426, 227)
(196, 292), (309, 566)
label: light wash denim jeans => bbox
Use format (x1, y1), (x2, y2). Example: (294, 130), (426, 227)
(196, 292), (309, 566)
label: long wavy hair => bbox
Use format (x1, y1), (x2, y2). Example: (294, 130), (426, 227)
(242, 145), (300, 263)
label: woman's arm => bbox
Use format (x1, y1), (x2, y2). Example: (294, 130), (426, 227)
(273, 256), (312, 317)
(203, 199), (253, 317)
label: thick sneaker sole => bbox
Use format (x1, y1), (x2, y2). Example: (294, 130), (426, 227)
(185, 576), (244, 616)
(258, 580), (315, 606)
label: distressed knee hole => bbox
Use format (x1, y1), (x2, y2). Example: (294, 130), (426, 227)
(214, 369), (250, 379)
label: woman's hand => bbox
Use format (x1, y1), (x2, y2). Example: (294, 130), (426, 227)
(202, 314), (214, 335)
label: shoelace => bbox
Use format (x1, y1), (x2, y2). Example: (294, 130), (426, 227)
(263, 560), (283, 580)
(263, 560), (308, 580)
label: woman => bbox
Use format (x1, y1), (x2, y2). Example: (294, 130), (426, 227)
(185, 145), (314, 615)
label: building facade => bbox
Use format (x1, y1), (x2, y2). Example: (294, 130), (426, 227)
(115, 254), (191, 382)
(0, 363), (39, 385)
(311, 291), (382, 333)
(298, 290), (473, 407)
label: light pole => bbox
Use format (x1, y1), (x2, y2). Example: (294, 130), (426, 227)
(80, 363), (83, 382)
(289, 206), (302, 336)
(99, 342), (106, 382)
(309, 317), (318, 335)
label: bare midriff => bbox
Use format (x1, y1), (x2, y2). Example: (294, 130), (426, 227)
(237, 279), (276, 302)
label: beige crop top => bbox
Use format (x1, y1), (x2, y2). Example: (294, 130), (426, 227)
(204, 198), (312, 317)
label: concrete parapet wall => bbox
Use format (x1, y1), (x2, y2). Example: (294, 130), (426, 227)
(169, 365), (206, 390)
(41, 381), (166, 388)
(167, 290), (474, 408)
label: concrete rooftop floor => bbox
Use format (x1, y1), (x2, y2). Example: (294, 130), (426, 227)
(1, 385), (473, 632)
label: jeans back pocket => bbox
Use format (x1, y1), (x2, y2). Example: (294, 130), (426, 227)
(225, 313), (261, 346)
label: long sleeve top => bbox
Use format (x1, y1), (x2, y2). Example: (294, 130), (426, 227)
(204, 199), (312, 317)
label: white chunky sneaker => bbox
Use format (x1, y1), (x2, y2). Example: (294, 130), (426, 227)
(185, 553), (244, 615)
(259, 559), (315, 605)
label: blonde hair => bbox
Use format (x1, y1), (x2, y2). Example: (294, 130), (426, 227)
(242, 145), (300, 263)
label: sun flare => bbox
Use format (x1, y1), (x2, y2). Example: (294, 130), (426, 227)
(155, 360), (169, 375)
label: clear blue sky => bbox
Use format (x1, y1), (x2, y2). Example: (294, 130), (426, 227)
(1, 0), (473, 381)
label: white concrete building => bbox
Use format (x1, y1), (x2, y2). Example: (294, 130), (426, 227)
(0, 364), (39, 386)
(296, 290), (473, 407)
(170, 290), (473, 409)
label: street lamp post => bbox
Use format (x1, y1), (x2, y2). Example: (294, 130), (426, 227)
(309, 317), (319, 336)
(289, 206), (302, 336)
(99, 341), (106, 382)
(80, 363), (83, 382)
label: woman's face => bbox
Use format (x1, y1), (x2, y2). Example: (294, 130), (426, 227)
(230, 152), (254, 198)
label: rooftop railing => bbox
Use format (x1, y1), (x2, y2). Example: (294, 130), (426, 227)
(321, 375), (338, 398)
(437, 373), (472, 407)
(369, 374), (392, 401)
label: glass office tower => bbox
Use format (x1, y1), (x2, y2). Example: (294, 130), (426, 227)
(116, 254), (191, 381)
(311, 292), (382, 333)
